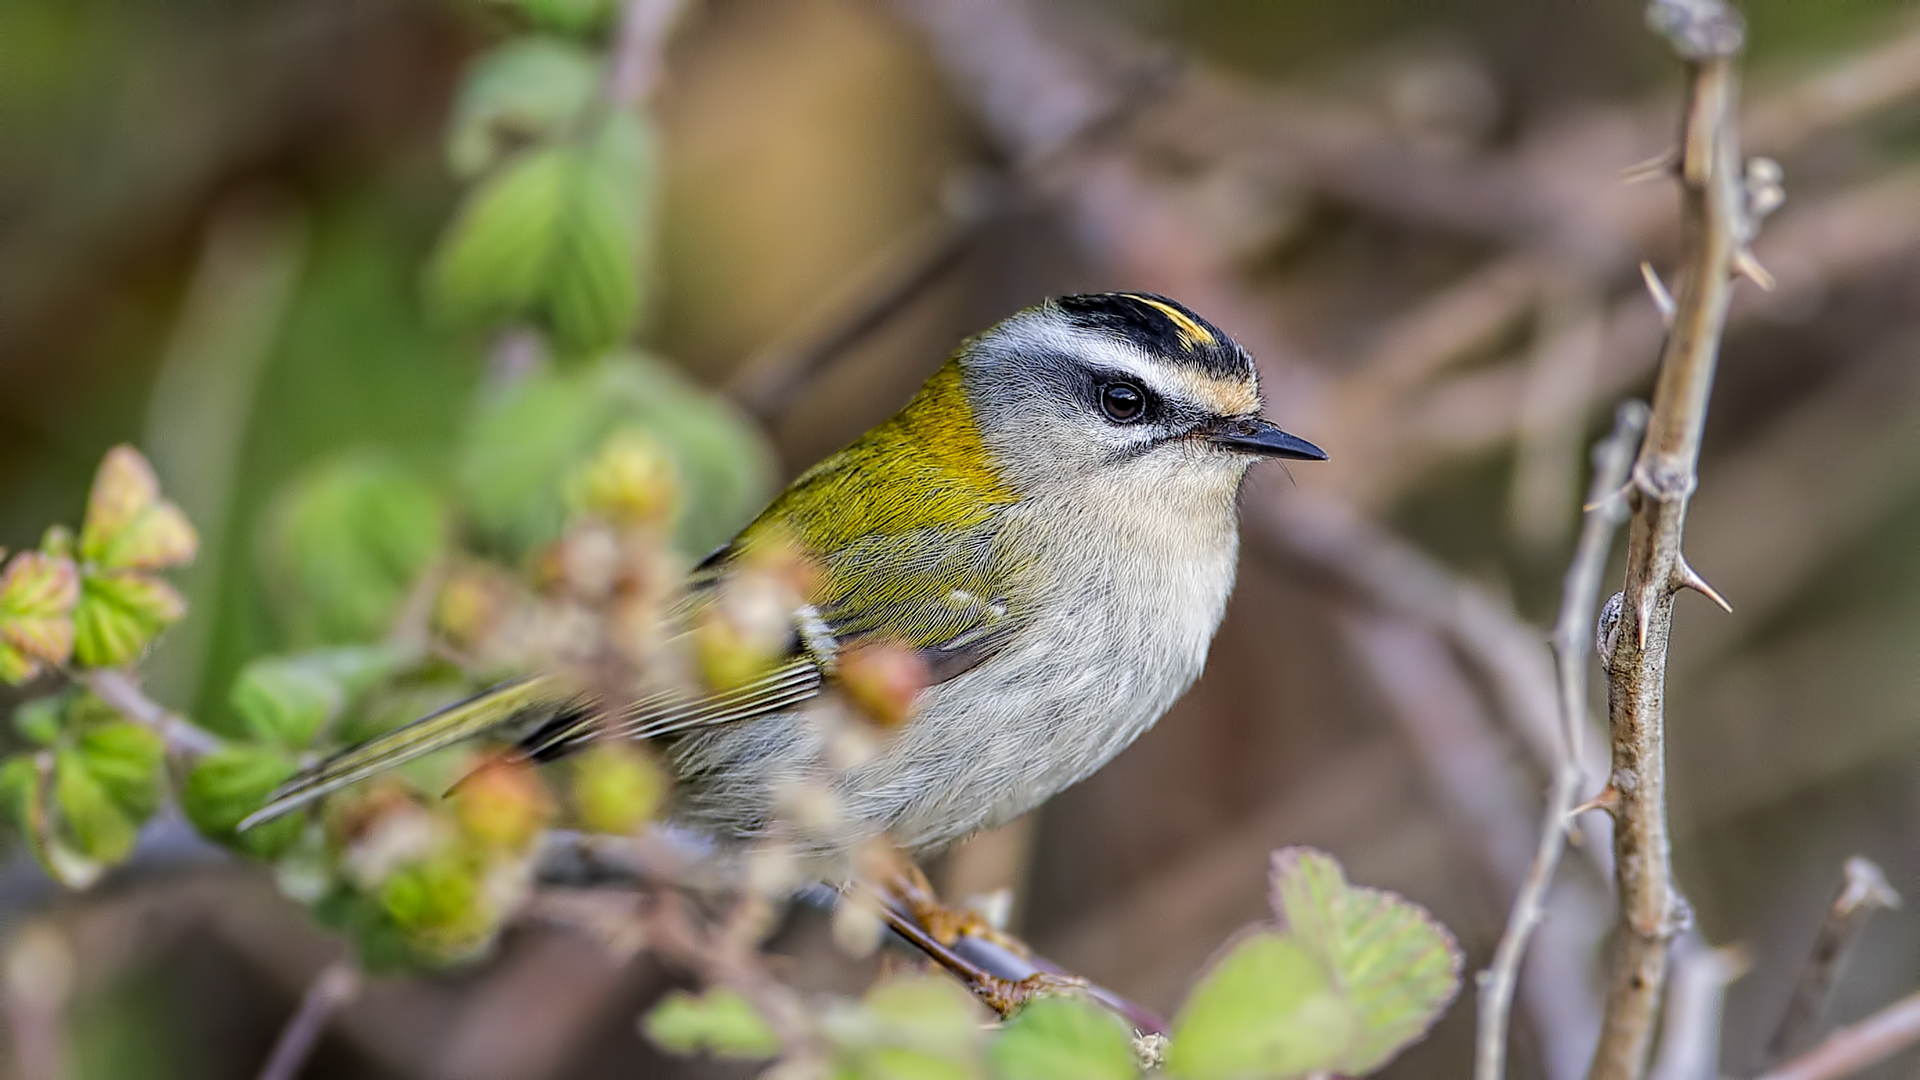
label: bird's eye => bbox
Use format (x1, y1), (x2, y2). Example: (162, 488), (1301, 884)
(1099, 382), (1146, 423)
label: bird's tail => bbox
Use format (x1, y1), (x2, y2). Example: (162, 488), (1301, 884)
(238, 673), (566, 831)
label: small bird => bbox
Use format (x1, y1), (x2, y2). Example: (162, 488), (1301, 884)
(243, 293), (1324, 860)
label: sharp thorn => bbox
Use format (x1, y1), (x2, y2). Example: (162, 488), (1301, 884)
(1636, 591), (1656, 649)
(1676, 557), (1733, 613)
(1733, 248), (1776, 291)
(1571, 785), (1621, 819)
(1640, 262), (1677, 322)
(1619, 149), (1678, 184)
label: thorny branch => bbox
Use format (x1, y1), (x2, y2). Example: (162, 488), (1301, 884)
(1588, 2), (1766, 1076)
(1475, 401), (1647, 1080)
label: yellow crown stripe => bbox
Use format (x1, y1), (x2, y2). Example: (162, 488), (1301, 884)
(1124, 294), (1215, 350)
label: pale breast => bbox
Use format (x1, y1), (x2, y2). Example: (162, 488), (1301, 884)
(834, 473), (1244, 850)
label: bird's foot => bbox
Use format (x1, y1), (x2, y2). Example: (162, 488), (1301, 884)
(911, 896), (1030, 958)
(969, 971), (1090, 1017)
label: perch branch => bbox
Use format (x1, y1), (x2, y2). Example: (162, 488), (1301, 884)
(255, 960), (359, 1080)
(83, 669), (223, 757)
(1588, 2), (1757, 1076)
(1753, 991), (1920, 1080)
(1760, 857), (1902, 1068)
(1476, 401), (1646, 1080)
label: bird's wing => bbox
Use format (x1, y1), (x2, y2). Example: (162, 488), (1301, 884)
(512, 517), (1031, 761)
(240, 674), (566, 829)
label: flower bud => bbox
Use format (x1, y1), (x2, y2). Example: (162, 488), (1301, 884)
(453, 756), (553, 851)
(571, 742), (667, 834)
(568, 429), (678, 528)
(433, 566), (511, 652)
(836, 643), (928, 730)
(695, 571), (795, 691)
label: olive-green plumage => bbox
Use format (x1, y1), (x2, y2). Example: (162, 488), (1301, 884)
(242, 292), (1326, 853)
(726, 359), (1033, 659)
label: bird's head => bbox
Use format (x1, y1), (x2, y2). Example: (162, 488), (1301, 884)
(954, 292), (1325, 501)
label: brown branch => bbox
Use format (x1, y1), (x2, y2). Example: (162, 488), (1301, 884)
(82, 668), (223, 757)
(1588, 3), (1757, 1076)
(1760, 857), (1902, 1068)
(1476, 401), (1646, 1080)
(255, 961), (359, 1080)
(724, 186), (998, 419)
(1754, 991), (1920, 1080)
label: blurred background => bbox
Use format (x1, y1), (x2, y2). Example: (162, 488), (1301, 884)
(2, 0), (1918, 1076)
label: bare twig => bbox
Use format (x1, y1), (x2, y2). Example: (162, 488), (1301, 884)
(1588, 3), (1758, 1076)
(1646, 934), (1747, 1080)
(82, 668), (223, 756)
(255, 961), (359, 1080)
(1476, 401), (1647, 1080)
(724, 185), (999, 418)
(1753, 991), (1920, 1080)
(1760, 857), (1902, 1068)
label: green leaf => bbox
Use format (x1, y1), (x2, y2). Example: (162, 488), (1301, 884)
(0, 753), (105, 889)
(231, 657), (346, 746)
(0, 755), (42, 822)
(841, 1047), (977, 1080)
(52, 747), (141, 864)
(429, 146), (569, 329)
(0, 551), (79, 682)
(260, 456), (446, 645)
(1165, 932), (1352, 1080)
(12, 697), (64, 745)
(992, 996), (1138, 1080)
(1268, 848), (1461, 1074)
(544, 115), (650, 353)
(643, 989), (781, 1061)
(448, 37), (600, 180)
(78, 445), (197, 571)
(72, 722), (164, 820)
(182, 746), (304, 859)
(837, 975), (984, 1057)
(71, 571), (186, 668)
(427, 114), (655, 354)
(376, 850), (501, 962)
(459, 353), (771, 557)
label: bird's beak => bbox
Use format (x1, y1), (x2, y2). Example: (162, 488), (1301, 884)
(1200, 416), (1328, 460)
